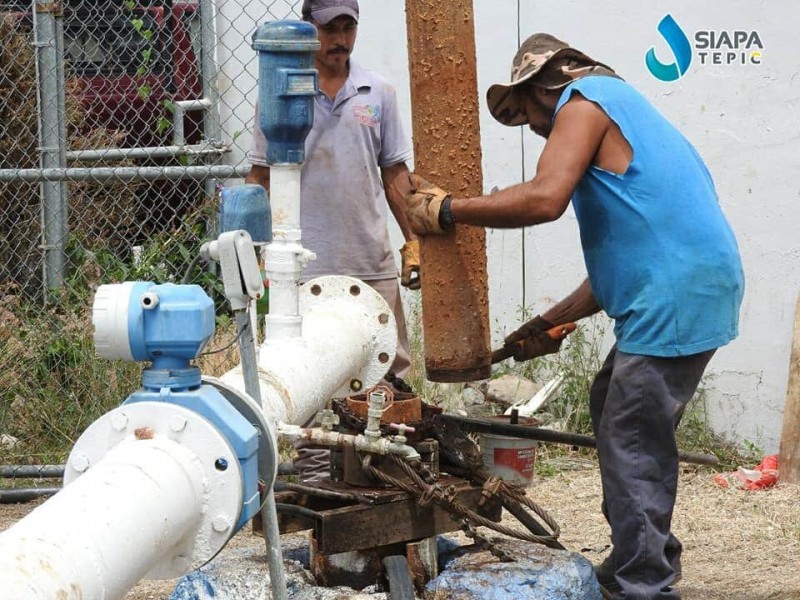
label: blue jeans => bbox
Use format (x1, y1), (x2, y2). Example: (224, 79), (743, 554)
(590, 346), (715, 600)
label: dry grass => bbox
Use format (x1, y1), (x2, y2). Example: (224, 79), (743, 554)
(529, 462), (800, 600)
(2, 461), (799, 599)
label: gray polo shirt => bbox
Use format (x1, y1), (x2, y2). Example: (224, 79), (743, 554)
(249, 60), (412, 280)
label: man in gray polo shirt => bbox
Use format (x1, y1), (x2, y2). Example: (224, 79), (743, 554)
(248, 0), (417, 379)
(247, 0), (417, 480)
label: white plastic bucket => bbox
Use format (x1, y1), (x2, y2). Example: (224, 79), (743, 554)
(480, 423), (537, 486)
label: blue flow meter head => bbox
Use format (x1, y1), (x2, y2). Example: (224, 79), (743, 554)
(93, 282), (216, 373)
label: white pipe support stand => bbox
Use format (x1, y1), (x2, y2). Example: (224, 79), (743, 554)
(221, 275), (397, 438)
(0, 402), (243, 600)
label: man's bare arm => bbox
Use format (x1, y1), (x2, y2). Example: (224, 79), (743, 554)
(245, 164), (270, 192)
(542, 278), (601, 324)
(382, 162), (416, 242)
(450, 95), (610, 228)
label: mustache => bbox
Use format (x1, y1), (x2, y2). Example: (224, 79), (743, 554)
(328, 46), (350, 54)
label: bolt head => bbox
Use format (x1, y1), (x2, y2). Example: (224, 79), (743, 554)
(212, 515), (231, 533)
(169, 414), (187, 432)
(71, 453), (90, 473)
(110, 412), (128, 432)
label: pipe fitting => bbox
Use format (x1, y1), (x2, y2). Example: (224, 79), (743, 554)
(365, 391), (386, 441)
(317, 409), (340, 433)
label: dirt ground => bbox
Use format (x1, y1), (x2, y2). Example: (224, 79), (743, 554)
(2, 462), (799, 599)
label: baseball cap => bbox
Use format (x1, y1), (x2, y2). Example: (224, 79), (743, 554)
(487, 33), (616, 127)
(301, 0), (359, 25)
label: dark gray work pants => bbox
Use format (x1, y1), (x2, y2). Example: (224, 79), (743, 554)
(590, 345), (715, 600)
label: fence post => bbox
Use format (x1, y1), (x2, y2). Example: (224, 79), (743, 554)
(199, 0), (222, 202)
(33, 0), (69, 296)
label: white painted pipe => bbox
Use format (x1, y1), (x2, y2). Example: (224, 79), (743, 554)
(0, 401), (245, 600)
(263, 164), (315, 340)
(221, 275), (398, 433)
(0, 439), (204, 600)
(270, 165), (302, 239)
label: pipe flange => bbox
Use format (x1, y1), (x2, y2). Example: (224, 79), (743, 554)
(202, 375), (278, 495)
(300, 275), (398, 397)
(64, 402), (243, 579)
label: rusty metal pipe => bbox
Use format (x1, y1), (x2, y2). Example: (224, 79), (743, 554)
(405, 0), (491, 382)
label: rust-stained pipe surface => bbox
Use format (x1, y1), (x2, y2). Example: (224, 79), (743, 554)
(405, 0), (491, 382)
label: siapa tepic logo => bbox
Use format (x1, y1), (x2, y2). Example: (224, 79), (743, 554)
(646, 14), (764, 82)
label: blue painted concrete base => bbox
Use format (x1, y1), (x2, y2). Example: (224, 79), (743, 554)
(427, 536), (604, 600)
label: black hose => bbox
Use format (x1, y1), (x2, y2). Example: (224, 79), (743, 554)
(0, 465), (65, 479)
(382, 555), (416, 600)
(0, 487), (60, 504)
(438, 414), (720, 467)
(181, 251), (204, 284)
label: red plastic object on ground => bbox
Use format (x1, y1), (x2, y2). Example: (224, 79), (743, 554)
(713, 454), (779, 490)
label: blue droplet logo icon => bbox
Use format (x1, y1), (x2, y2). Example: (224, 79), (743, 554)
(646, 14), (692, 82)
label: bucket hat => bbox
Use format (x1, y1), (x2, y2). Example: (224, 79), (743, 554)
(487, 33), (616, 126)
(301, 0), (359, 25)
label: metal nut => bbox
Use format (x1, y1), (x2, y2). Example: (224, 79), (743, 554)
(169, 414), (187, 432)
(211, 515), (231, 533)
(71, 453), (90, 473)
(110, 412), (128, 432)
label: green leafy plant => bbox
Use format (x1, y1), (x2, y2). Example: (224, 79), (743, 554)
(157, 99), (176, 136)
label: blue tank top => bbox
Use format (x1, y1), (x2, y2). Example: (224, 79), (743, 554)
(554, 76), (744, 357)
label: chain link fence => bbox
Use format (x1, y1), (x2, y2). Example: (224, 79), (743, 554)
(0, 0), (300, 471)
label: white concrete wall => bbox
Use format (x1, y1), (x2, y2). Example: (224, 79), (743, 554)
(217, 1), (799, 453)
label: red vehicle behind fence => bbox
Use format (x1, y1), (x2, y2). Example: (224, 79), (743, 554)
(4, 0), (204, 149)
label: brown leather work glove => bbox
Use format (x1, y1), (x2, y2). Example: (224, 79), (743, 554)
(400, 240), (421, 290)
(503, 316), (577, 362)
(404, 173), (451, 235)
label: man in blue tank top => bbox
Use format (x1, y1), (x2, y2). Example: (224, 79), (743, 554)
(404, 33), (744, 600)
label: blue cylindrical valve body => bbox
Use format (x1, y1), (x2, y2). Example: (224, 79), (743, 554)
(219, 184), (272, 244)
(251, 20), (319, 165)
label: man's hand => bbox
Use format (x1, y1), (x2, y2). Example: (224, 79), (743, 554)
(502, 316), (576, 362)
(400, 240), (421, 290)
(404, 173), (451, 235)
